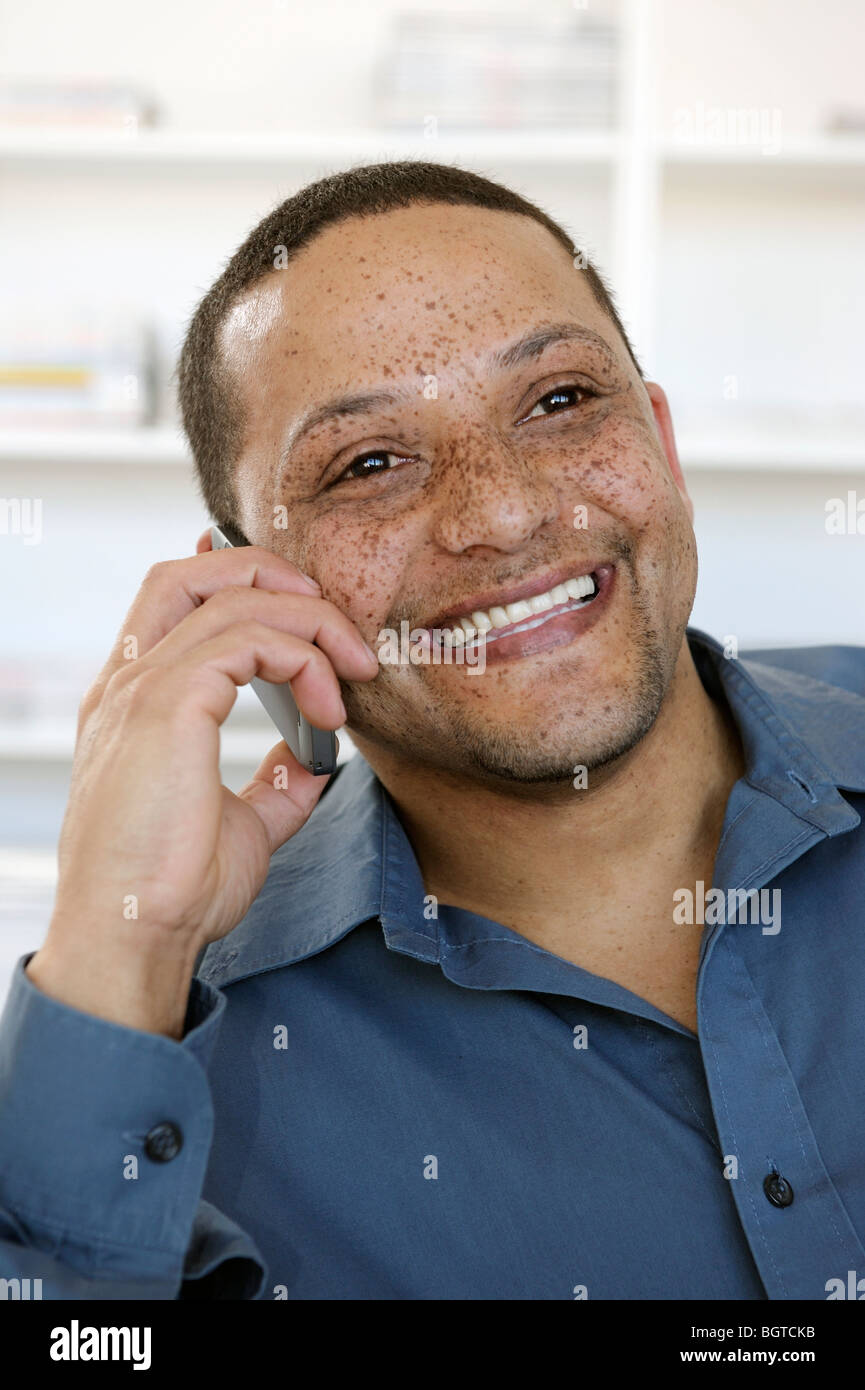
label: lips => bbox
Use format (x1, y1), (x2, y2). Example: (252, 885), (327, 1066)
(419, 561), (613, 635)
(462, 563), (615, 664)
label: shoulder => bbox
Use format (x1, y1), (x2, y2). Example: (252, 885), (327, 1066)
(739, 644), (865, 699)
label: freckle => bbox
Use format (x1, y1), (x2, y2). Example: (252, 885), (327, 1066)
(425, 301), (436, 310)
(377, 292), (386, 299)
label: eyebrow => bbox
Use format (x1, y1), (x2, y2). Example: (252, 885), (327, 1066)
(278, 321), (615, 466)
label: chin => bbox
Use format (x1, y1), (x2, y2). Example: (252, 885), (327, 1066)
(436, 647), (671, 786)
(348, 611), (675, 786)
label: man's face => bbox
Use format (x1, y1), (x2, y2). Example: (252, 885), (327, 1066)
(222, 203), (697, 784)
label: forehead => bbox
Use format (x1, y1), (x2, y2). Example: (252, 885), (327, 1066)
(218, 203), (621, 390)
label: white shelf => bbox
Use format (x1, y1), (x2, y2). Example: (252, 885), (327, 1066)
(677, 431), (865, 472)
(0, 716), (342, 764)
(0, 426), (188, 464)
(2, 125), (863, 174)
(0, 126), (620, 167)
(661, 134), (865, 169)
(1, 425), (861, 473)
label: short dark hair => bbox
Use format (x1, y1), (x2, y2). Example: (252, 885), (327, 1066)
(176, 159), (643, 527)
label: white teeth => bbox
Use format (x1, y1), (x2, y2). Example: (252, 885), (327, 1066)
(438, 571), (597, 647)
(529, 592), (555, 614)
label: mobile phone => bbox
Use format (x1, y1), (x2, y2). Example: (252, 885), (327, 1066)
(210, 521), (338, 776)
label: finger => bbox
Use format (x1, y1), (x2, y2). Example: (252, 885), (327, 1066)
(136, 588), (377, 685)
(116, 621), (349, 731)
(237, 739), (332, 854)
(94, 546), (324, 690)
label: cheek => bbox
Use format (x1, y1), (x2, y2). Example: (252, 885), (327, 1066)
(553, 416), (665, 527)
(300, 514), (415, 636)
(551, 417), (696, 598)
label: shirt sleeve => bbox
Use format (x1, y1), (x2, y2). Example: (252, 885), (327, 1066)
(0, 953), (267, 1300)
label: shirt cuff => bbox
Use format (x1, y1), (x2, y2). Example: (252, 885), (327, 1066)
(0, 952), (227, 1284)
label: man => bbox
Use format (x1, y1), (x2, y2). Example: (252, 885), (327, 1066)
(1, 161), (863, 1300)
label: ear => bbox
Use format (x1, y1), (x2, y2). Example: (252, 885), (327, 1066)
(645, 382), (693, 524)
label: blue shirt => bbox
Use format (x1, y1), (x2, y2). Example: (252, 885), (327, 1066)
(1, 627), (865, 1300)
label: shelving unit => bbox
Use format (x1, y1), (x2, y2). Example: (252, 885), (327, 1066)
(0, 715), (357, 764)
(0, 126), (621, 166)
(661, 136), (865, 169)
(1, 7), (862, 478)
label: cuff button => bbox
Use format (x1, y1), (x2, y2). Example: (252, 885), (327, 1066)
(144, 1121), (184, 1163)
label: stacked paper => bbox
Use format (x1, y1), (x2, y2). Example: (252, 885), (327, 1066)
(0, 314), (153, 427)
(0, 80), (155, 129)
(374, 9), (620, 131)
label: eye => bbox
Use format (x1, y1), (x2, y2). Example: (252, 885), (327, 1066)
(336, 449), (413, 483)
(522, 384), (596, 420)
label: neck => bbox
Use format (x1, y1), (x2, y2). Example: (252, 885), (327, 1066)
(352, 638), (745, 933)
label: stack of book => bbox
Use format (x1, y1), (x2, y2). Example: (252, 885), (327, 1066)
(374, 8), (620, 131)
(0, 314), (153, 427)
(0, 80), (155, 129)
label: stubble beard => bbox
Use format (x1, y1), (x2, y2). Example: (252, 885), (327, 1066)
(439, 608), (671, 786)
(346, 595), (675, 790)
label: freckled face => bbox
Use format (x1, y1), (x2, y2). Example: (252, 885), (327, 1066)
(222, 204), (697, 783)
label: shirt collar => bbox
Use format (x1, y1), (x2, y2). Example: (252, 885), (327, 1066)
(198, 626), (865, 991)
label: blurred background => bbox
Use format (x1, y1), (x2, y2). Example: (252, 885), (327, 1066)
(0, 0), (863, 1001)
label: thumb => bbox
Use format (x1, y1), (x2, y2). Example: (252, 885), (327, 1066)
(237, 738), (336, 853)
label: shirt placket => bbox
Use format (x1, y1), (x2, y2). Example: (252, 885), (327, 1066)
(698, 787), (865, 1299)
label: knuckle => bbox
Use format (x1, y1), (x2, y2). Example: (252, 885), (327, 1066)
(76, 681), (101, 725)
(232, 617), (279, 646)
(142, 558), (171, 587)
(208, 584), (257, 614)
(106, 661), (160, 708)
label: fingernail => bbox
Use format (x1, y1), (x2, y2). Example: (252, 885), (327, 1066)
(338, 699), (348, 724)
(362, 640), (379, 664)
(300, 571), (320, 589)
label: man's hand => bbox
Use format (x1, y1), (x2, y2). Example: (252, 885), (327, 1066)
(26, 533), (378, 1037)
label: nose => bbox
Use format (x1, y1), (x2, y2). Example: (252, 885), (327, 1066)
(430, 434), (560, 554)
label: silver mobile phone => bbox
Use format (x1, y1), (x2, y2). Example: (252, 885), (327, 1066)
(210, 521), (338, 775)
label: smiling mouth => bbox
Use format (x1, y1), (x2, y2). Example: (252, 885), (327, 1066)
(429, 570), (603, 652)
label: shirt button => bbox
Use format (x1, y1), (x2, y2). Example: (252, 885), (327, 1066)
(144, 1122), (184, 1163)
(763, 1171), (794, 1207)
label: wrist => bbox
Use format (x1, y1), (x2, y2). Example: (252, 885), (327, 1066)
(27, 921), (202, 1039)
